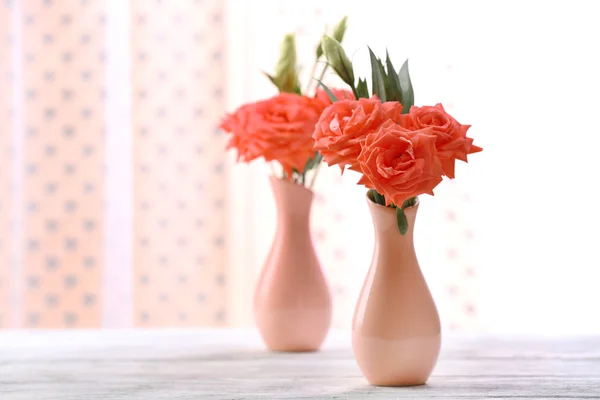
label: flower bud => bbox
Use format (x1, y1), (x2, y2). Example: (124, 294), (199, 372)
(321, 35), (354, 86)
(274, 34), (298, 93)
(332, 16), (347, 43)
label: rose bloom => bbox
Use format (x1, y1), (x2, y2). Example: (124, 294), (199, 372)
(220, 93), (322, 177)
(400, 103), (482, 178)
(312, 96), (404, 170)
(357, 122), (443, 206)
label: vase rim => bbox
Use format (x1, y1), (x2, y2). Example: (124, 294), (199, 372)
(269, 175), (314, 196)
(365, 193), (419, 235)
(365, 193), (420, 211)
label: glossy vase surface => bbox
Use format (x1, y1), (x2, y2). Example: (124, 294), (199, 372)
(254, 177), (332, 352)
(352, 199), (441, 386)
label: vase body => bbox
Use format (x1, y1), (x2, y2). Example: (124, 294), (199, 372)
(352, 199), (441, 386)
(253, 177), (332, 352)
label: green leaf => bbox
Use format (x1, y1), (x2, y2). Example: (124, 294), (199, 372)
(376, 58), (392, 100)
(396, 206), (408, 235)
(379, 62), (392, 99)
(316, 43), (323, 59)
(398, 59), (414, 113)
(385, 50), (403, 102)
(367, 189), (386, 206)
(368, 47), (387, 102)
(401, 196), (418, 209)
(315, 79), (338, 103)
(367, 189), (376, 203)
(372, 51), (390, 100)
(262, 71), (280, 91)
(356, 78), (369, 98)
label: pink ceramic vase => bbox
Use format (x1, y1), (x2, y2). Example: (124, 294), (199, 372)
(253, 177), (332, 352)
(352, 198), (441, 386)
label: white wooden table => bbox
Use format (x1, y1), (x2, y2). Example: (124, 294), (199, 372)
(1, 330), (599, 399)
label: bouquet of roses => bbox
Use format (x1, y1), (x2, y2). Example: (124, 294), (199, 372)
(314, 36), (482, 234)
(219, 17), (352, 187)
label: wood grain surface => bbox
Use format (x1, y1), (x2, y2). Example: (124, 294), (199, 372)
(1, 330), (599, 399)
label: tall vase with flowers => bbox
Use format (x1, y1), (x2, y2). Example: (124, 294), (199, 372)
(219, 18), (352, 352)
(314, 36), (482, 384)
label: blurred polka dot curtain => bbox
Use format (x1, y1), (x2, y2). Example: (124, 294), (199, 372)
(1, 0), (108, 328)
(1, 0), (229, 329)
(0, 0), (479, 330)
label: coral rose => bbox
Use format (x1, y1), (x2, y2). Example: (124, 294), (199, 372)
(357, 122), (443, 206)
(400, 103), (482, 178)
(220, 93), (322, 177)
(312, 97), (403, 170)
(314, 88), (354, 111)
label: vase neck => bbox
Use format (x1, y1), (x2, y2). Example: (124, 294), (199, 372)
(270, 177), (313, 228)
(368, 200), (418, 254)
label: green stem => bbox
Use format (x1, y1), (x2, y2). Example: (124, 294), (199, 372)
(313, 62), (329, 91)
(308, 157), (323, 189)
(304, 60), (319, 94)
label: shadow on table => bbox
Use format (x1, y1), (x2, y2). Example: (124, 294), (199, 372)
(200, 348), (350, 362)
(329, 383), (432, 398)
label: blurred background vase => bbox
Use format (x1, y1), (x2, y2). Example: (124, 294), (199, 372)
(253, 177), (332, 352)
(352, 199), (441, 386)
